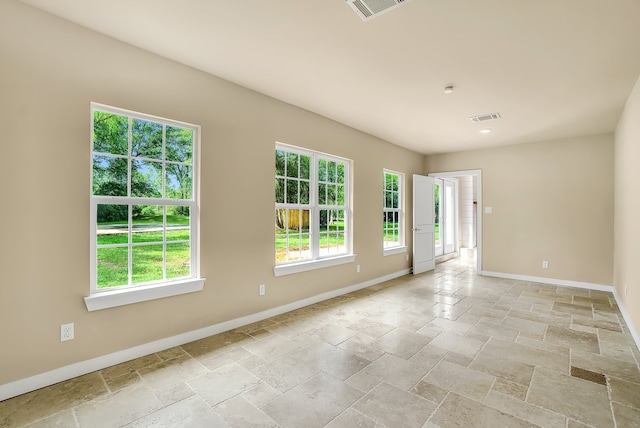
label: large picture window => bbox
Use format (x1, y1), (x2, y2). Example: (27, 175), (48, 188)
(275, 144), (353, 275)
(88, 104), (202, 309)
(383, 170), (404, 253)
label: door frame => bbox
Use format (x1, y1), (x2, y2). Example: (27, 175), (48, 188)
(428, 169), (483, 273)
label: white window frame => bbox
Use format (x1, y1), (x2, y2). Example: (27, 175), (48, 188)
(274, 143), (354, 276)
(383, 169), (407, 256)
(85, 103), (204, 311)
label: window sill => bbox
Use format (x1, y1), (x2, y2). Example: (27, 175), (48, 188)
(383, 246), (407, 256)
(84, 278), (206, 311)
(274, 254), (356, 277)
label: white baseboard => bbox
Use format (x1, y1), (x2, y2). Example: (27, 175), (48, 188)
(481, 270), (613, 292)
(611, 287), (640, 356)
(482, 270), (640, 354)
(0, 269), (410, 402)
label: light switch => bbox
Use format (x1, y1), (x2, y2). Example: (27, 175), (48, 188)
(485, 207), (493, 214)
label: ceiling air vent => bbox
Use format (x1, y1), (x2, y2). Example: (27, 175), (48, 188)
(469, 112), (501, 123)
(346, 0), (412, 21)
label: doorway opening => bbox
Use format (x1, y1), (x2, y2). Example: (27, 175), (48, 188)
(434, 177), (457, 259)
(429, 170), (482, 273)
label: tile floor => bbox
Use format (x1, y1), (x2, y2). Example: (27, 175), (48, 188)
(2, 256), (640, 427)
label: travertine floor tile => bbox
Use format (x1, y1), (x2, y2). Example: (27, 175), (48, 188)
(154, 382), (195, 407)
(491, 378), (528, 401)
(337, 333), (385, 361)
(609, 377), (640, 409)
(483, 338), (569, 373)
(484, 391), (566, 427)
(544, 325), (600, 354)
(468, 321), (519, 341)
(4, 256), (639, 428)
(181, 330), (254, 359)
(508, 309), (571, 328)
(126, 395), (227, 428)
(359, 353), (428, 391)
(427, 331), (484, 358)
(22, 410), (77, 428)
(346, 318), (395, 339)
(75, 384), (162, 428)
(199, 345), (254, 371)
(371, 328), (432, 359)
(102, 354), (162, 380)
(527, 367), (613, 426)
(424, 359), (495, 402)
(572, 314), (622, 332)
(408, 343), (448, 370)
(345, 370), (381, 394)
(138, 354), (208, 391)
(353, 382), (436, 428)
(215, 396), (277, 427)
(262, 374), (362, 428)
(0, 372), (108, 427)
(410, 380), (448, 404)
(324, 408), (376, 428)
(188, 363), (261, 406)
(310, 324), (359, 345)
(501, 316), (548, 336)
(288, 342), (369, 380)
(243, 354), (319, 393)
(612, 402), (640, 427)
(241, 382), (281, 408)
(428, 392), (535, 427)
(598, 339), (638, 364)
(241, 334), (301, 361)
(553, 302), (594, 318)
(571, 349), (640, 384)
(469, 351), (534, 386)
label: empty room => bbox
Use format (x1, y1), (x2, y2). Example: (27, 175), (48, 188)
(1, 0), (639, 427)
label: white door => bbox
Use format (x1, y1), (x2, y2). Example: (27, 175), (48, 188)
(413, 174), (435, 274)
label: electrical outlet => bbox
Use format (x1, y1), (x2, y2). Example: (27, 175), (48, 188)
(356, 264), (360, 273)
(259, 284), (265, 296)
(542, 260), (549, 269)
(61, 323), (74, 342)
(624, 284), (627, 297)
(406, 254), (409, 261)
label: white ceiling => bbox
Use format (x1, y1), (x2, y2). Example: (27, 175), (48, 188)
(19, 0), (640, 154)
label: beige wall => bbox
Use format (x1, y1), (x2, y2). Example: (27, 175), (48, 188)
(614, 75), (640, 338)
(0, 1), (423, 385)
(425, 135), (614, 285)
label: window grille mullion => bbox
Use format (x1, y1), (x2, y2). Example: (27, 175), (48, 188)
(128, 204), (133, 285)
(128, 117), (132, 198)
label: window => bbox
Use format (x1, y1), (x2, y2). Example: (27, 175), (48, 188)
(275, 144), (353, 275)
(383, 170), (405, 255)
(86, 104), (203, 311)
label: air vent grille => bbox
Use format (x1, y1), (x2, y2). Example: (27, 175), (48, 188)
(470, 112), (501, 123)
(352, 0), (373, 18)
(346, 0), (412, 21)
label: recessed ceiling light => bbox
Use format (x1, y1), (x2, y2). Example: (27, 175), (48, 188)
(479, 128), (492, 134)
(444, 86), (454, 94)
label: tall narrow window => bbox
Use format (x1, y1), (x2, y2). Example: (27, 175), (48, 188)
(275, 143), (353, 275)
(383, 170), (404, 253)
(90, 104), (201, 303)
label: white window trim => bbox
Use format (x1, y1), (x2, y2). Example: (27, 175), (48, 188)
(273, 254), (356, 277)
(87, 103), (204, 310)
(275, 143), (353, 275)
(383, 169), (404, 253)
(84, 278), (205, 311)
(384, 246), (407, 257)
